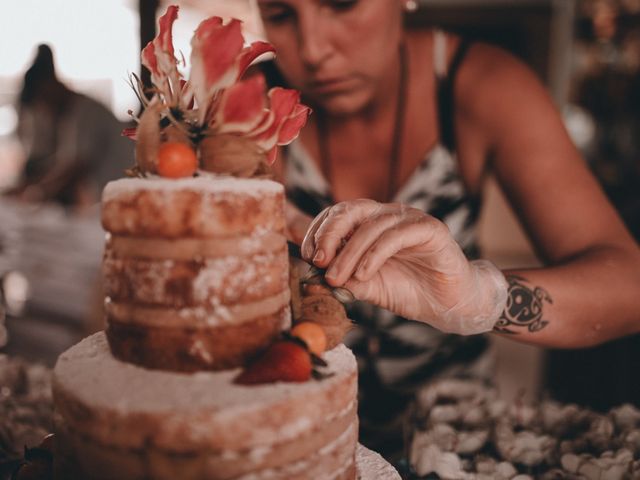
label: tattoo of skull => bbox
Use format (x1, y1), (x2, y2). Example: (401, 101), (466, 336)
(493, 275), (552, 334)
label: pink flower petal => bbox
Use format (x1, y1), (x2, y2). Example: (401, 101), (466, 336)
(141, 42), (158, 76)
(191, 18), (243, 91)
(216, 75), (268, 133)
(237, 41), (275, 78)
(141, 5), (180, 96)
(267, 146), (279, 165)
(251, 87), (303, 149)
(250, 117), (280, 150)
(278, 104), (311, 145)
(121, 127), (137, 140)
(250, 110), (276, 137)
(157, 5), (179, 56)
(269, 87), (302, 121)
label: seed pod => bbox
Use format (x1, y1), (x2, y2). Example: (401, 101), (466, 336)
(162, 124), (192, 146)
(134, 101), (163, 174)
(299, 294), (354, 350)
(199, 134), (266, 177)
(289, 263), (303, 322)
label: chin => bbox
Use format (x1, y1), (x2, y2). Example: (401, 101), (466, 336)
(308, 90), (372, 117)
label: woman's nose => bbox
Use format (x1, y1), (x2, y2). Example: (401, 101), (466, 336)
(297, 15), (331, 69)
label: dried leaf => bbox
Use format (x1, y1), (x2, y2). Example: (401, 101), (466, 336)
(135, 101), (164, 174)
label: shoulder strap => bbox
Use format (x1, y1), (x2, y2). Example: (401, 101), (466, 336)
(436, 37), (472, 153)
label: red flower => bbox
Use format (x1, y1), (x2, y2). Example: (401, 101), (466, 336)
(135, 5), (310, 167)
(141, 5), (180, 104)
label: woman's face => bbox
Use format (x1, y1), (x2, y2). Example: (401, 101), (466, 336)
(257, 0), (404, 115)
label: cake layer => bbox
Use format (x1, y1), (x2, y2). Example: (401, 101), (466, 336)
(55, 415), (357, 480)
(103, 246), (289, 308)
(54, 434), (401, 480)
(53, 333), (358, 451)
(105, 291), (290, 328)
(106, 231), (285, 261)
(100, 176), (290, 371)
(106, 306), (290, 371)
(101, 177), (286, 238)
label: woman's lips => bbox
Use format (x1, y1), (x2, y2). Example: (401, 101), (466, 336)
(308, 77), (357, 95)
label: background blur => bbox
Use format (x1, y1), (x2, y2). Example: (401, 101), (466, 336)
(0, 0), (638, 411)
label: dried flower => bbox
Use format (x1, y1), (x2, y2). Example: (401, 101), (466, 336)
(127, 5), (311, 176)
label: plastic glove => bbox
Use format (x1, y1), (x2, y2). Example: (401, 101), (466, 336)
(301, 199), (508, 335)
(285, 201), (313, 245)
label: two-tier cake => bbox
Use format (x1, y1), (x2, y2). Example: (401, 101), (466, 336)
(53, 178), (360, 480)
(51, 6), (400, 479)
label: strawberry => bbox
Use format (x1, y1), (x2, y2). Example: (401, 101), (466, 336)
(234, 340), (312, 385)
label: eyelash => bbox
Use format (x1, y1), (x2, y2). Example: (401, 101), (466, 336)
(330, 0), (358, 11)
(263, 10), (292, 24)
(262, 0), (358, 24)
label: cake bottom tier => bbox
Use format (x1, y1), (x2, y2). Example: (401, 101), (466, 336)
(54, 419), (358, 480)
(53, 332), (360, 480)
(54, 440), (401, 480)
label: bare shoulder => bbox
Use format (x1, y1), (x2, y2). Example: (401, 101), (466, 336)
(454, 41), (558, 136)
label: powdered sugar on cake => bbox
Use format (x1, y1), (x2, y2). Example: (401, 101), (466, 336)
(103, 176), (283, 204)
(54, 332), (355, 420)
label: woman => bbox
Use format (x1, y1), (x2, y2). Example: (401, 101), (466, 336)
(255, 0), (640, 461)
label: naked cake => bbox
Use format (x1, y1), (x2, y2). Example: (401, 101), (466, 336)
(102, 176), (290, 371)
(50, 5), (401, 480)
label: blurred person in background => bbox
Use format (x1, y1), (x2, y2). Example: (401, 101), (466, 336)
(9, 44), (132, 209)
(254, 0), (640, 463)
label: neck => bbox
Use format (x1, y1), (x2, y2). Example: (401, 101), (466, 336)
(367, 46), (406, 123)
(320, 43), (407, 127)
(316, 43), (409, 201)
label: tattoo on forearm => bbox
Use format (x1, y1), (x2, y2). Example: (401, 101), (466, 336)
(493, 275), (552, 334)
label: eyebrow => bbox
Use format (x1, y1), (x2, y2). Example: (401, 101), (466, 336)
(257, 0), (298, 6)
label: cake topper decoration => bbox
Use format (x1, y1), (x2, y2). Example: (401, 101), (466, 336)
(126, 5), (311, 179)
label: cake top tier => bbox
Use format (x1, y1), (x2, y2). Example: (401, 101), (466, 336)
(103, 176), (283, 203)
(101, 175), (286, 238)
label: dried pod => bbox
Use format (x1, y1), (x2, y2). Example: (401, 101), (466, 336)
(299, 294), (353, 350)
(162, 124), (192, 145)
(303, 284), (333, 296)
(253, 159), (275, 179)
(199, 134), (266, 177)
(289, 263), (303, 322)
(134, 101), (164, 174)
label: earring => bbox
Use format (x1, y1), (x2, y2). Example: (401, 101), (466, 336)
(405, 0), (418, 12)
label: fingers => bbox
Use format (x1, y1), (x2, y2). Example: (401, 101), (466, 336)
(301, 199), (381, 266)
(285, 202), (313, 245)
(324, 210), (411, 286)
(300, 200), (453, 293)
(352, 215), (448, 282)
(301, 206), (331, 261)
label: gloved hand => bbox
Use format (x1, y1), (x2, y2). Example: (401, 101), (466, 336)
(301, 199), (508, 335)
(285, 201), (313, 245)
